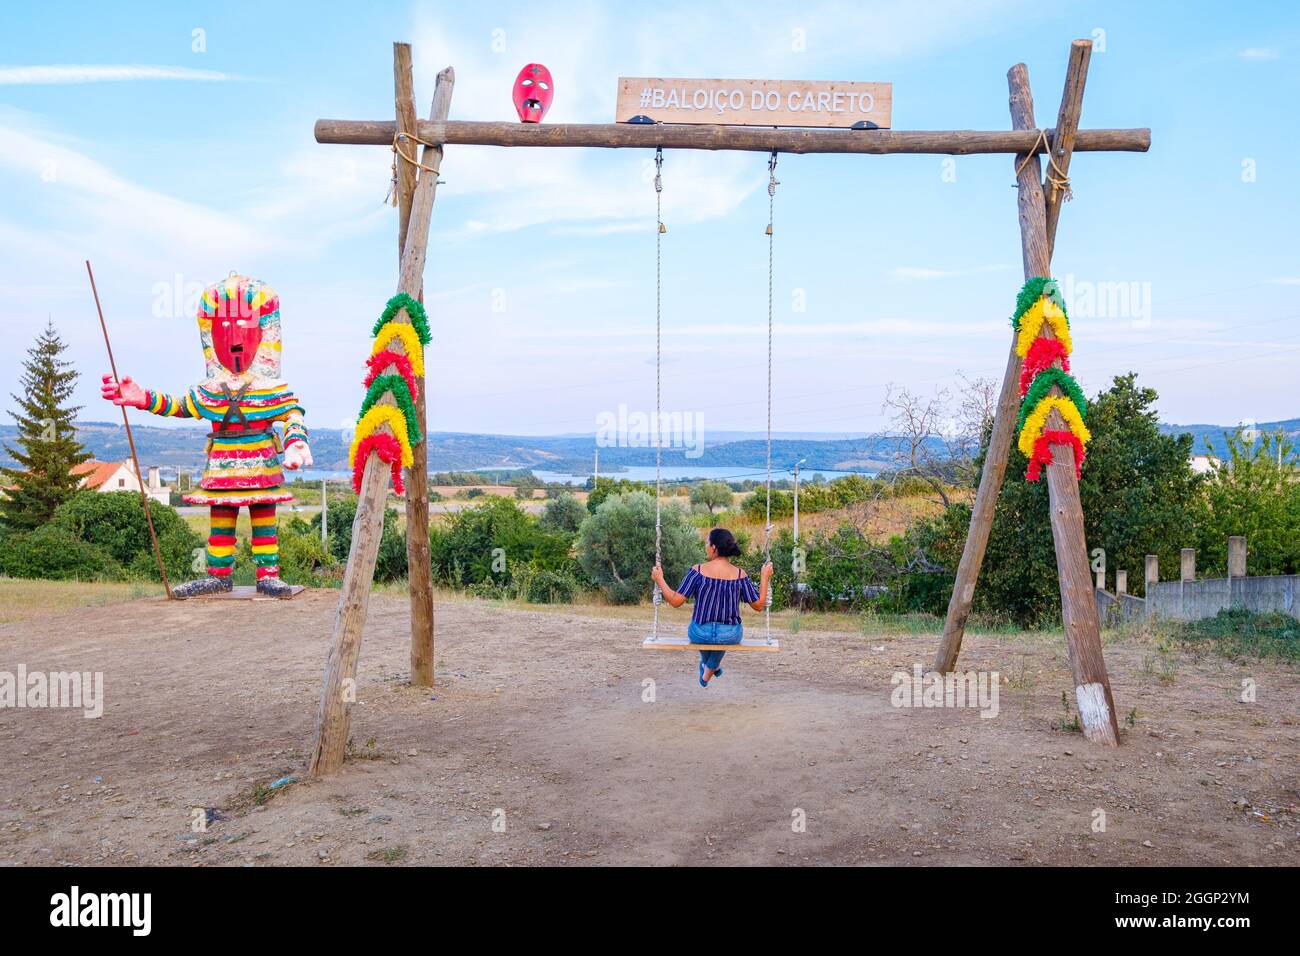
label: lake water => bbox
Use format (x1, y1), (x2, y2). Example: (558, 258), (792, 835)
(532, 465), (871, 485)
(285, 465), (872, 486)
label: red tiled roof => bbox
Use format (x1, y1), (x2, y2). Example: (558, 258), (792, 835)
(74, 459), (133, 490)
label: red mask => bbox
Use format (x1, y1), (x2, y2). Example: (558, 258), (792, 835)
(512, 63), (553, 123)
(211, 306), (264, 375)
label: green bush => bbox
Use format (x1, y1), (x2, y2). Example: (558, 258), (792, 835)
(0, 524), (121, 580)
(51, 490), (202, 582)
(277, 518), (338, 586)
(522, 567), (582, 604)
(577, 492), (702, 604)
(430, 496), (577, 590)
(741, 488), (794, 521)
(586, 477), (652, 513)
(310, 496), (406, 582)
(540, 493), (587, 534)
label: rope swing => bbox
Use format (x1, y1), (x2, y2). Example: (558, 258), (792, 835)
(650, 146), (665, 642)
(640, 148), (781, 654)
(763, 151), (778, 645)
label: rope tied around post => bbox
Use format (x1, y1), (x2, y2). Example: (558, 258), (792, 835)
(650, 146), (665, 641)
(387, 131), (443, 205)
(1012, 128), (1073, 203)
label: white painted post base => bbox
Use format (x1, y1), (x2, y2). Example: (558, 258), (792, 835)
(1076, 682), (1120, 746)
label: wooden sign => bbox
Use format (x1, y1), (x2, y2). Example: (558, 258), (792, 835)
(616, 77), (892, 129)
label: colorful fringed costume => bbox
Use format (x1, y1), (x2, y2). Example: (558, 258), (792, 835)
(100, 274), (312, 598)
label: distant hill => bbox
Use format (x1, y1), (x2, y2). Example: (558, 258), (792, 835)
(1160, 418), (1300, 459)
(0, 421), (913, 476)
(3, 416), (1292, 478)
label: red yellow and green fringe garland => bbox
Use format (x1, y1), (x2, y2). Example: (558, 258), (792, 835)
(350, 293), (428, 494)
(1013, 277), (1089, 482)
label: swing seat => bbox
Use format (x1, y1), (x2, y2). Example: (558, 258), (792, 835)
(640, 635), (781, 652)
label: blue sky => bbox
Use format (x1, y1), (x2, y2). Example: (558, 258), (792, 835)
(1, 0), (1297, 443)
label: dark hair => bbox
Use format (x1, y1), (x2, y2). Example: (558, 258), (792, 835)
(708, 527), (742, 558)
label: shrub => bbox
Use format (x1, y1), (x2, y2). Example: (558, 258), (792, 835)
(311, 496), (407, 582)
(577, 491), (702, 604)
(430, 496), (576, 590)
(540, 493), (587, 535)
(0, 524), (121, 581)
(522, 567), (582, 604)
(51, 490), (202, 582)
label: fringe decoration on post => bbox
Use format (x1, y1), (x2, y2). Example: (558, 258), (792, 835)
(350, 432), (407, 494)
(1016, 367), (1088, 433)
(364, 350), (420, 401)
(1017, 395), (1091, 459)
(371, 292), (432, 345)
(358, 373), (422, 445)
(370, 324), (426, 376)
(1019, 337), (1071, 397)
(1027, 429), (1085, 482)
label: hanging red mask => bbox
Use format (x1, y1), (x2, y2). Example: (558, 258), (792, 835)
(512, 63), (553, 123)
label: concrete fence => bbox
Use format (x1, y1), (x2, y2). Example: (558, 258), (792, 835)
(1092, 535), (1300, 625)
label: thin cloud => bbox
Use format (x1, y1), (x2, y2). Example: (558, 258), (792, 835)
(0, 65), (240, 85)
(891, 264), (1012, 281)
(1239, 48), (1279, 61)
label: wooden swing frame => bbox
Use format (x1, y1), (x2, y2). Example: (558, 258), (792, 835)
(307, 39), (1148, 776)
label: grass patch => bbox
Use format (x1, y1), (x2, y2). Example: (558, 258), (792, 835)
(1171, 608), (1300, 663)
(0, 576), (159, 624)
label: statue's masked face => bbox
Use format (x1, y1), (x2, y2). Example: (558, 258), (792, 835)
(512, 63), (553, 123)
(211, 310), (263, 375)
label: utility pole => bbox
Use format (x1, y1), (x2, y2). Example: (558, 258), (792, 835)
(792, 458), (806, 611)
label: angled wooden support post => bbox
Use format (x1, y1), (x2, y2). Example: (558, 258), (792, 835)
(394, 43), (452, 689)
(934, 40), (1092, 672)
(308, 63), (455, 777)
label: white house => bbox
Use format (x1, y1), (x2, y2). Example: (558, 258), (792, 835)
(73, 460), (170, 505)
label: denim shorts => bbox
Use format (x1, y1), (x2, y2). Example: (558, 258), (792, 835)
(688, 620), (743, 645)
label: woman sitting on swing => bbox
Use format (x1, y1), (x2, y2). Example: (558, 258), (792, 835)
(651, 528), (774, 688)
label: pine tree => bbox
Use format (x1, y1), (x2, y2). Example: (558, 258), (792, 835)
(1, 320), (92, 529)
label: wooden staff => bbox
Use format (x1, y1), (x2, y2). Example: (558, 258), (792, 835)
(85, 260), (173, 599)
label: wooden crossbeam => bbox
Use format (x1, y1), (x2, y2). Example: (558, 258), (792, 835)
(315, 119), (1149, 155)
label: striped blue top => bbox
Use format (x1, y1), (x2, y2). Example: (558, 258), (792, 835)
(678, 565), (760, 626)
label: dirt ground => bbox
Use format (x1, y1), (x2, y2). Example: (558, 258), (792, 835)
(1, 590), (1296, 866)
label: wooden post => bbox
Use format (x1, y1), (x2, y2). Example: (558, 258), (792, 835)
(933, 44), (1093, 673)
(309, 66), (455, 778)
(1044, 40), (1092, 258)
(1180, 548), (1196, 581)
(1008, 63), (1121, 744)
(395, 44), (451, 689)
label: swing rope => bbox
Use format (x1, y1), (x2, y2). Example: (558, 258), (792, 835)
(650, 146), (664, 642)
(763, 151), (778, 645)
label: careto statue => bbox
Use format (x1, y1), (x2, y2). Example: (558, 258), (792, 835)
(101, 273), (312, 599)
